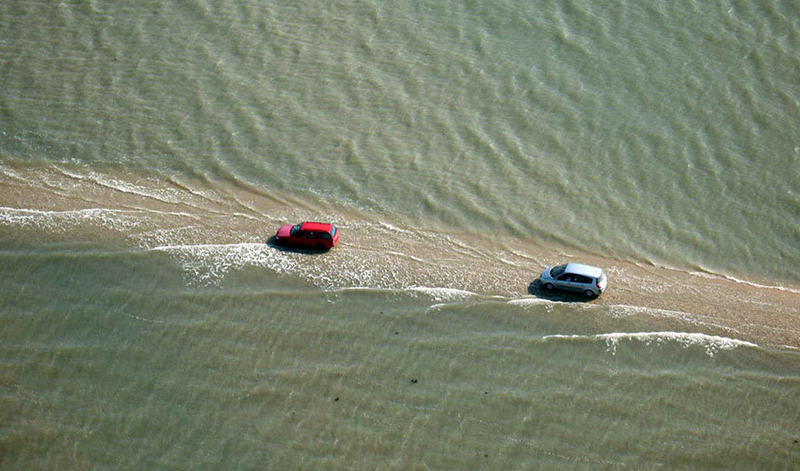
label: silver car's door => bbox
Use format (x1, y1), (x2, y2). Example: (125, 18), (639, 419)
(555, 273), (581, 292)
(574, 275), (594, 293)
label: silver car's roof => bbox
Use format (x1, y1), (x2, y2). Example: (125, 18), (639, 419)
(564, 263), (603, 278)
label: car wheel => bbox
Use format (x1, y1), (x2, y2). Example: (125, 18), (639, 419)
(543, 283), (555, 291)
(584, 289), (595, 298)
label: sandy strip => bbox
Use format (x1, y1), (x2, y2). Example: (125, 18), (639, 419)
(2, 164), (799, 348)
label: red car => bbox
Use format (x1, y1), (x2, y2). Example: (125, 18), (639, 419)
(274, 221), (340, 249)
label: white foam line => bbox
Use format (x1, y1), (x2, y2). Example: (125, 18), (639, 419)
(543, 331), (757, 357)
(150, 242), (265, 252)
(378, 222), (414, 235)
(0, 206), (148, 231)
(149, 242), (283, 285)
(0, 164), (24, 181)
(690, 271), (800, 295)
(0, 206), (198, 221)
(57, 169), (185, 205)
(150, 243), (461, 292)
(135, 208), (199, 219)
(2, 206), (126, 215)
(507, 297), (557, 307)
(407, 286), (479, 301)
(231, 212), (261, 221)
(606, 303), (800, 336)
(606, 304), (694, 320)
(506, 247), (538, 262)
(167, 176), (228, 206)
(386, 251), (425, 262)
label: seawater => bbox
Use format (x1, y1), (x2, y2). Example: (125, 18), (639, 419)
(2, 242), (799, 469)
(2, 0), (800, 468)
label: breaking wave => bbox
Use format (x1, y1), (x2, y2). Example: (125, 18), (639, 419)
(543, 331), (758, 357)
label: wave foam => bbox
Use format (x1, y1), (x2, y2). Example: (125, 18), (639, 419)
(690, 271), (800, 295)
(407, 286), (478, 302)
(543, 331), (757, 357)
(378, 222), (414, 235)
(57, 169), (185, 205)
(151, 243), (288, 285)
(0, 206), (144, 232)
(507, 297), (555, 308)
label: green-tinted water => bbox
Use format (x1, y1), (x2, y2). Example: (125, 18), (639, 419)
(2, 0), (800, 468)
(2, 243), (799, 469)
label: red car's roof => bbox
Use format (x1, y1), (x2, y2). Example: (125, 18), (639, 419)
(300, 221), (335, 232)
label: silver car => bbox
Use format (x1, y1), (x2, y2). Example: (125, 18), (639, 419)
(539, 263), (608, 297)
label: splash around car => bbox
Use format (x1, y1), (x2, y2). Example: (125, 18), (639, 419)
(539, 263), (607, 298)
(274, 221), (339, 249)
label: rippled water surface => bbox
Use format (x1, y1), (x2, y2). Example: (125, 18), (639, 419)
(2, 0), (800, 468)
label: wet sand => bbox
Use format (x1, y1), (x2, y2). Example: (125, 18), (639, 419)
(3, 164), (799, 349)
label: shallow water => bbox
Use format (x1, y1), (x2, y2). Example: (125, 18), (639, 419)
(2, 0), (800, 468)
(2, 242), (799, 469)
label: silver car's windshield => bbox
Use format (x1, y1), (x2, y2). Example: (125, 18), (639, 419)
(550, 264), (567, 277)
